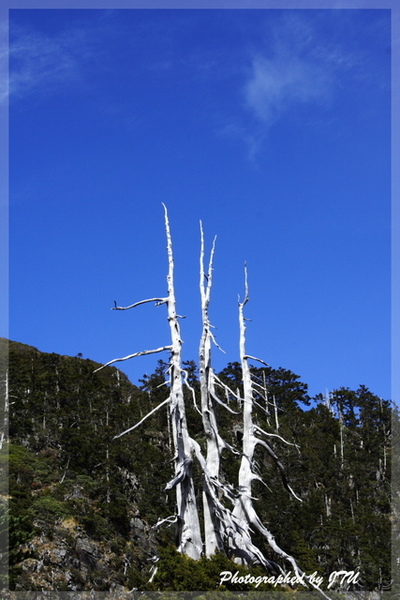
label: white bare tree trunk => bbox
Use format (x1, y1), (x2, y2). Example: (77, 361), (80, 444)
(95, 210), (332, 597)
(163, 205), (203, 560)
(229, 268), (278, 569)
(197, 223), (249, 558)
(96, 205), (202, 560)
(198, 223), (242, 557)
(230, 267), (308, 575)
(0, 370), (8, 451)
(198, 223), (221, 556)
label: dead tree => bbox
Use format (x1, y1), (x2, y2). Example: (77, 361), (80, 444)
(162, 205), (202, 559)
(197, 223), (241, 557)
(0, 370), (8, 451)
(95, 204), (202, 560)
(196, 234), (304, 577)
(96, 210), (332, 597)
(198, 223), (222, 556)
(229, 266), (332, 598)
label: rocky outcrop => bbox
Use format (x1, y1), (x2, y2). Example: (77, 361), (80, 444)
(5, 339), (170, 591)
(14, 513), (157, 591)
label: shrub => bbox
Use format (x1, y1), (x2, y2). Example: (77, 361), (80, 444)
(28, 496), (70, 522)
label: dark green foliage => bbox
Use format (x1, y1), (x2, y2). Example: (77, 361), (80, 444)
(144, 545), (280, 591)
(212, 363), (391, 591)
(28, 496), (70, 521)
(3, 338), (393, 592)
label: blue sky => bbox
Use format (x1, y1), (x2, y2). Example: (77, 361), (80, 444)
(8, 8), (391, 401)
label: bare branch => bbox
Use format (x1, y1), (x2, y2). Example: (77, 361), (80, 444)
(94, 346), (173, 373)
(251, 471), (273, 493)
(209, 329), (226, 353)
(113, 397), (170, 439)
(245, 355), (270, 367)
(215, 432), (240, 456)
(199, 221), (217, 301)
(151, 514), (178, 530)
(199, 220), (207, 303)
(252, 398), (271, 415)
(165, 458), (192, 491)
(182, 368), (202, 415)
(213, 373), (243, 404)
(254, 424), (300, 449)
(112, 297), (168, 310)
(209, 387), (241, 415)
(255, 437), (302, 502)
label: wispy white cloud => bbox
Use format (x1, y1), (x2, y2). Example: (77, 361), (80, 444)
(244, 52), (332, 126)
(0, 22), (8, 105)
(232, 11), (388, 159)
(10, 32), (76, 98)
(226, 23), (336, 159)
(9, 21), (104, 101)
(231, 10), (390, 158)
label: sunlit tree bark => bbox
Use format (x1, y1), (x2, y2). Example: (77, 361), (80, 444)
(198, 223), (222, 556)
(95, 205), (202, 560)
(162, 205), (202, 559)
(228, 267), (332, 598)
(96, 209), (332, 596)
(198, 223), (240, 557)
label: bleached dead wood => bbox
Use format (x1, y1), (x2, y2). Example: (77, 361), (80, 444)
(96, 209), (333, 597)
(231, 266), (303, 567)
(198, 222), (229, 556)
(112, 298), (168, 310)
(162, 204), (203, 559)
(226, 267), (333, 599)
(0, 370), (8, 451)
(97, 204), (202, 560)
(113, 398), (170, 439)
(94, 346), (173, 372)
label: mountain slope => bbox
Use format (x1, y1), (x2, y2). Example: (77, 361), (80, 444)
(2, 339), (392, 592)
(5, 339), (173, 591)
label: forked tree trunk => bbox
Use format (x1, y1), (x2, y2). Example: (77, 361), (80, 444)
(197, 223), (248, 558)
(198, 224), (222, 556)
(96, 209), (332, 597)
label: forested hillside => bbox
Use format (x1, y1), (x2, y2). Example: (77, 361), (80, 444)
(2, 338), (392, 592)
